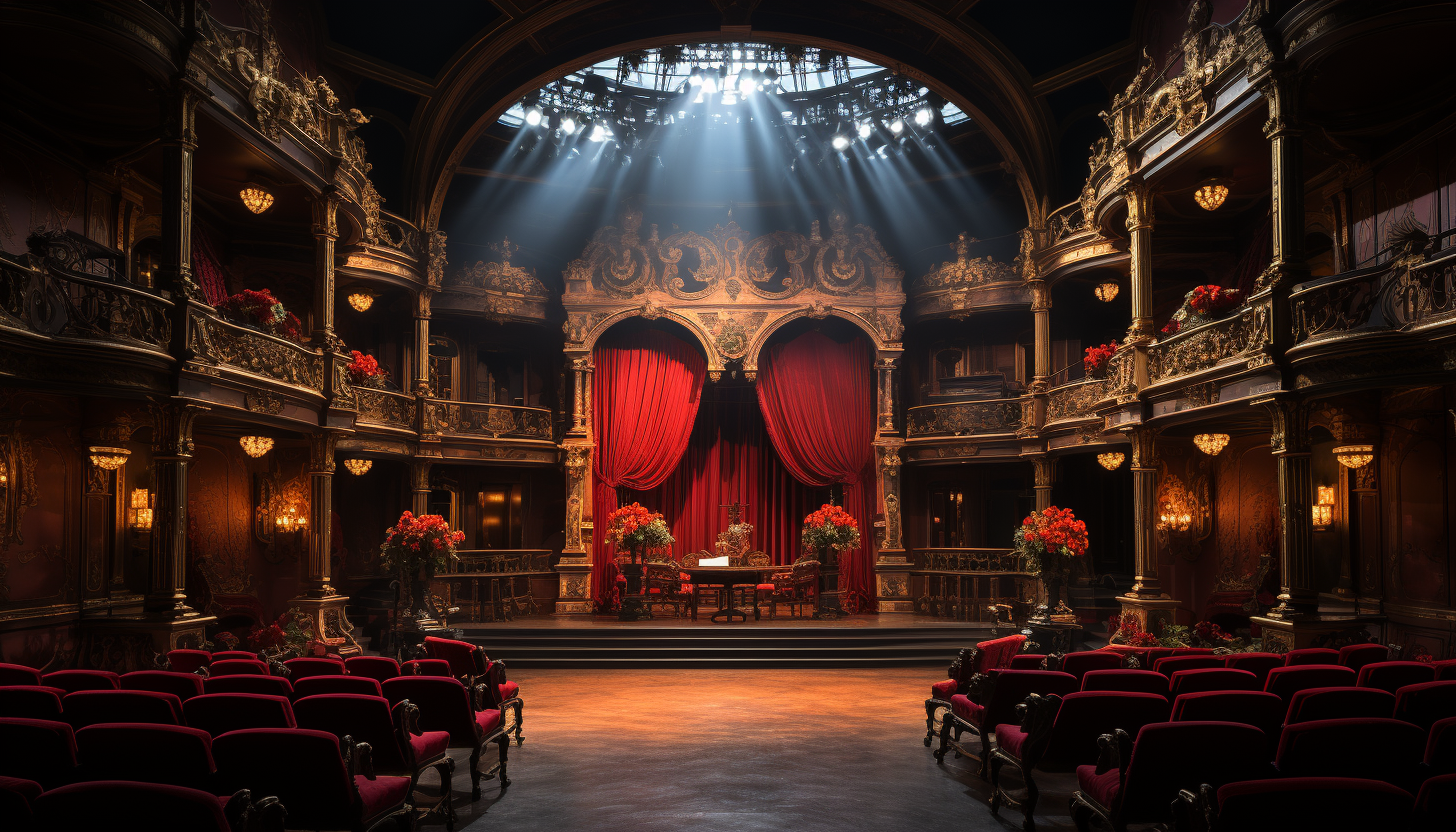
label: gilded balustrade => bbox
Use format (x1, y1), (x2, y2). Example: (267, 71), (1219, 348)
(1292, 249), (1456, 345)
(906, 398), (1024, 438)
(1045, 377), (1114, 424)
(1148, 294), (1273, 387)
(0, 256), (173, 353)
(421, 399), (555, 441)
(912, 547), (1034, 621)
(916, 548), (1028, 574)
(355, 388), (416, 431)
(186, 308), (325, 391)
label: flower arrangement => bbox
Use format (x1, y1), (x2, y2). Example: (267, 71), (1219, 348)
(212, 631), (240, 652)
(216, 288), (304, 342)
(1109, 613), (1258, 652)
(346, 350), (387, 388)
(1014, 506), (1088, 577)
(801, 503), (860, 555)
(380, 511), (464, 576)
(1188, 284), (1243, 316)
(1083, 341), (1119, 377)
(248, 608), (313, 657)
(605, 502), (675, 551)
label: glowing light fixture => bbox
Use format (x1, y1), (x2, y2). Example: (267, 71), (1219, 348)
(1194, 182), (1229, 211)
(857, 121), (872, 140)
(129, 488), (153, 531)
(560, 116), (577, 135)
(0, 459), (7, 486)
(915, 107), (934, 127)
(1193, 433), (1230, 456)
(239, 436), (274, 458)
(275, 506), (307, 533)
(524, 106), (543, 127)
(889, 118), (904, 135)
(343, 458), (373, 476)
(347, 290), (376, 312)
(1094, 280), (1120, 302)
(831, 133), (851, 151)
(88, 446), (130, 470)
(239, 183), (274, 214)
(1097, 452), (1125, 471)
(1333, 444), (1374, 469)
(1313, 485), (1336, 529)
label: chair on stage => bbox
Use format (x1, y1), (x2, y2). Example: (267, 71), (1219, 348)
(642, 557), (691, 618)
(924, 633), (1029, 747)
(762, 560), (817, 620)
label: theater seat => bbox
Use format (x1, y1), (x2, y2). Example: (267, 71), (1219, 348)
(1357, 661), (1436, 695)
(282, 657), (345, 681)
(1168, 668), (1259, 698)
(1264, 665), (1358, 704)
(202, 675), (293, 698)
(1060, 651), (1123, 679)
(292, 676), (383, 699)
(383, 676), (513, 800)
(75, 723), (219, 792)
(163, 649), (212, 675)
(40, 671), (119, 693)
(1223, 653), (1284, 685)
(1285, 686), (1395, 724)
(1192, 776), (1414, 832)
(1283, 648), (1340, 666)
(0, 775), (40, 829)
(62, 690), (183, 729)
(1276, 718), (1425, 791)
(1393, 681), (1456, 730)
(0, 718), (78, 788)
(183, 693), (296, 737)
(1080, 669), (1168, 697)
(1337, 643), (1390, 671)
(0, 664), (42, 687)
(344, 656), (400, 682)
(402, 659), (452, 677)
(1152, 655), (1223, 677)
(1417, 773), (1456, 829)
(933, 669), (1077, 778)
(120, 670), (205, 702)
(32, 780), (243, 832)
(0, 686), (66, 720)
(1426, 716), (1456, 775)
(205, 659), (270, 677)
(1171, 690), (1285, 758)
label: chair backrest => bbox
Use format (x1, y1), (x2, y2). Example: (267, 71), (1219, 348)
(0, 774), (39, 824)
(1286, 686), (1395, 725)
(1010, 654), (1047, 670)
(1036, 692), (1171, 771)
(212, 728), (360, 828)
(1276, 718), (1426, 788)
(206, 659), (270, 677)
(203, 674), (294, 698)
(1061, 651), (1124, 679)
(1118, 721), (1270, 824)
(1152, 655), (1224, 677)
(1222, 653), (1284, 685)
(40, 670), (119, 693)
(292, 694), (407, 771)
(0, 718), (78, 788)
(1081, 669), (1169, 697)
(402, 658), (453, 677)
(1434, 659), (1456, 682)
(1264, 665), (1358, 703)
(1284, 648), (1340, 666)
(1144, 647), (1213, 666)
(283, 657), (346, 681)
(982, 670), (1078, 729)
(1392, 680), (1456, 730)
(75, 723), (217, 791)
(32, 780), (233, 832)
(382, 676), (478, 746)
(424, 636), (487, 680)
(1171, 691), (1285, 755)
(63, 690), (183, 729)
(1214, 776), (1414, 831)
(972, 634), (1028, 673)
(163, 650), (212, 674)
(121, 670), (205, 702)
(183, 693), (296, 737)
(0, 685), (66, 720)
(1427, 716), (1456, 773)
(292, 675), (384, 699)
(0, 663), (42, 686)
(1416, 772), (1456, 826)
(1357, 661), (1436, 694)
(1337, 643), (1390, 671)
(344, 656), (401, 682)
(1167, 668), (1259, 698)
(209, 651), (261, 662)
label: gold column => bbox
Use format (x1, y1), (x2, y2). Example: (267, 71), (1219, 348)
(1122, 182), (1156, 344)
(875, 357), (897, 434)
(1032, 456), (1055, 512)
(311, 193), (340, 350)
(1259, 395), (1315, 618)
(146, 402), (207, 617)
(556, 443), (594, 614)
(410, 459), (432, 516)
(413, 289), (433, 396)
(303, 431), (340, 598)
(1118, 425), (1177, 631)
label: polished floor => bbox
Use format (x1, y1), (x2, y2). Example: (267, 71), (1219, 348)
(429, 667), (1078, 831)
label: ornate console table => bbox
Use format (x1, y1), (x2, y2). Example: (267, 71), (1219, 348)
(912, 548), (1035, 622)
(441, 550), (554, 621)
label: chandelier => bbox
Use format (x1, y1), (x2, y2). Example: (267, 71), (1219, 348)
(88, 446), (130, 470)
(347, 291), (375, 312)
(274, 505), (308, 532)
(1097, 452), (1125, 470)
(1192, 433), (1229, 456)
(1333, 444), (1374, 469)
(1094, 280), (1119, 302)
(240, 184), (274, 214)
(239, 436), (274, 458)
(1194, 182), (1229, 211)
(343, 459), (373, 476)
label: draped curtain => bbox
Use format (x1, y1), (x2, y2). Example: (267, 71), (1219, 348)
(590, 329), (706, 606)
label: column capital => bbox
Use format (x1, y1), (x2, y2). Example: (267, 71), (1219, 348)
(1254, 395), (1311, 454)
(1120, 181), (1156, 232)
(310, 191), (341, 240)
(1123, 424), (1158, 470)
(309, 430), (343, 475)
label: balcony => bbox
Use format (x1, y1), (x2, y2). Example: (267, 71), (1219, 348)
(1292, 248), (1456, 347)
(186, 307), (326, 394)
(0, 253), (173, 357)
(354, 388), (417, 433)
(906, 398), (1026, 439)
(1045, 377), (1115, 426)
(1146, 293), (1274, 391)
(421, 399), (555, 442)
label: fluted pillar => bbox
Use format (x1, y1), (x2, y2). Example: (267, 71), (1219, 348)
(1125, 426), (1161, 599)
(1260, 396), (1316, 618)
(1122, 183), (1156, 345)
(147, 402), (207, 617)
(303, 431), (339, 598)
(1032, 456), (1056, 512)
(311, 193), (340, 350)
(413, 289), (433, 396)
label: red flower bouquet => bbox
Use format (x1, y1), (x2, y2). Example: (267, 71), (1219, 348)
(347, 350), (387, 388)
(217, 288), (304, 342)
(380, 510), (465, 575)
(1188, 284), (1243, 316)
(605, 502), (674, 551)
(247, 608), (313, 658)
(801, 503), (860, 555)
(1014, 505), (1088, 576)
(1083, 341), (1119, 377)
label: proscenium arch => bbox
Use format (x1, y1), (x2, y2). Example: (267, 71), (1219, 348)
(577, 309), (721, 374)
(412, 25), (1049, 234)
(744, 307), (894, 375)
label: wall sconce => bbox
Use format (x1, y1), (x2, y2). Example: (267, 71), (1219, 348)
(347, 291), (376, 312)
(240, 182), (275, 214)
(1193, 433), (1229, 456)
(88, 446), (130, 470)
(343, 458), (373, 475)
(129, 488), (153, 531)
(1333, 444), (1374, 469)
(274, 505), (308, 533)
(239, 436), (274, 458)
(0, 458), (7, 486)
(1094, 280), (1119, 302)
(1097, 452), (1125, 470)
(1158, 507), (1194, 533)
(1313, 485), (1335, 529)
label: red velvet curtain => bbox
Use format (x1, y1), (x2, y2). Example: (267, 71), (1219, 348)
(590, 329), (706, 606)
(756, 330), (878, 611)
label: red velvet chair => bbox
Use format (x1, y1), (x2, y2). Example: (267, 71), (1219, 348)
(294, 676), (384, 699)
(1151, 655), (1223, 677)
(402, 658), (452, 677)
(0, 686), (66, 720)
(1223, 652), (1284, 685)
(209, 651), (261, 662)
(1416, 773), (1456, 830)
(933, 669), (1078, 777)
(1080, 669), (1168, 697)
(0, 718), (78, 788)
(214, 727), (410, 832)
(203, 674), (293, 698)
(0, 775), (39, 830)
(1263, 664), (1358, 704)
(1177, 776), (1415, 832)
(1143, 647), (1213, 666)
(284, 657), (346, 681)
(345, 656), (401, 683)
(925, 634), (1029, 745)
(1337, 643), (1390, 671)
(1393, 680), (1456, 730)
(423, 636), (525, 747)
(1285, 686), (1395, 724)
(163, 649), (212, 674)
(1358, 661), (1436, 694)
(32, 781), (251, 832)
(1276, 717), (1426, 790)
(989, 691), (1169, 831)
(63, 690), (182, 729)
(120, 670), (205, 702)
(183, 693), (296, 737)
(40, 670), (119, 693)
(1011, 654), (1048, 670)
(1433, 658), (1456, 682)
(1059, 651), (1124, 680)
(1171, 691), (1285, 758)
(383, 676), (512, 800)
(75, 723), (219, 792)
(205, 659), (270, 677)
(1168, 668), (1260, 698)
(294, 693), (455, 829)
(0, 663), (41, 686)
(1283, 647), (1340, 666)
(1425, 716), (1456, 775)
(1069, 721), (1271, 831)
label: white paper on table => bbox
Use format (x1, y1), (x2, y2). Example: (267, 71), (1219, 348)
(698, 556), (730, 566)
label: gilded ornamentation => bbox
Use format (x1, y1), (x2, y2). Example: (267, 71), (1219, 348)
(188, 311), (324, 390)
(244, 392), (284, 415)
(448, 239), (549, 297)
(697, 311), (766, 360)
(1293, 251), (1456, 343)
(424, 400), (552, 440)
(427, 230), (448, 289)
(0, 255), (172, 351)
(1046, 378), (1113, 423)
(918, 549), (1028, 574)
(1149, 297), (1272, 385)
(355, 389), (414, 430)
(0, 430), (38, 546)
(915, 233), (1018, 290)
(907, 400), (1022, 438)
(564, 312), (610, 345)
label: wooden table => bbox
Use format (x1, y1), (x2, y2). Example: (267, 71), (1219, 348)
(684, 566), (773, 623)
(443, 550), (553, 622)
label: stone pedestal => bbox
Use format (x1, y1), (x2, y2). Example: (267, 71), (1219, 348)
(1251, 613), (1385, 655)
(1116, 595), (1180, 636)
(554, 555), (592, 615)
(874, 549), (914, 613)
(289, 594), (362, 657)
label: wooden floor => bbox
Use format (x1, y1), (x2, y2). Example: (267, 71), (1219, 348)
(423, 666), (1076, 832)
(458, 613), (982, 630)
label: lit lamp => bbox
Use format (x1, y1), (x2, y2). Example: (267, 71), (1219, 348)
(1313, 485), (1336, 529)
(240, 183), (274, 214)
(347, 291), (376, 312)
(129, 488), (153, 531)
(1193, 181), (1229, 211)
(1097, 452), (1125, 470)
(88, 446), (130, 470)
(1193, 433), (1229, 456)
(1094, 280), (1120, 302)
(1333, 444), (1374, 469)
(239, 436), (274, 458)
(275, 506), (308, 533)
(343, 458), (373, 476)
(0, 459), (7, 486)
(1158, 507), (1193, 533)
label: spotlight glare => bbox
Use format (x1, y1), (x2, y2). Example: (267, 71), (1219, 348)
(890, 118), (904, 135)
(589, 124), (607, 142)
(560, 117), (576, 135)
(524, 107), (542, 127)
(915, 107), (934, 127)
(831, 134), (851, 151)
(857, 121), (872, 139)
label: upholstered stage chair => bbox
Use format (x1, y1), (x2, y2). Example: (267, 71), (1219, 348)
(0, 686), (66, 720)
(294, 693), (456, 829)
(205, 659), (271, 677)
(1167, 668), (1260, 698)
(762, 560), (817, 619)
(402, 658), (453, 677)
(1393, 680), (1456, 730)
(0, 663), (42, 686)
(1337, 643), (1391, 671)
(41, 670), (119, 693)
(63, 690), (182, 729)
(0, 775), (39, 829)
(1222, 652), (1284, 685)
(183, 693), (297, 737)
(120, 670), (205, 702)
(1080, 670), (1168, 697)
(1283, 647), (1340, 666)
(1276, 717), (1426, 790)
(1068, 721), (1270, 832)
(1057, 651), (1124, 681)
(424, 635), (525, 746)
(1427, 716), (1456, 775)
(345, 656), (402, 683)
(1170, 691), (1285, 758)
(924, 633), (1029, 746)
(31, 781), (254, 832)
(1357, 661), (1436, 694)
(203, 674), (294, 698)
(1416, 773), (1456, 830)
(214, 728), (411, 832)
(1175, 776), (1415, 832)
(934, 669), (1078, 777)
(163, 649), (212, 675)
(294, 675), (385, 699)
(0, 718), (79, 788)
(383, 676), (511, 800)
(1263, 665), (1357, 704)
(75, 723), (219, 792)
(284, 657), (346, 680)
(989, 691), (1170, 831)
(209, 651), (262, 662)
(1151, 655), (1223, 677)
(1285, 686), (1395, 724)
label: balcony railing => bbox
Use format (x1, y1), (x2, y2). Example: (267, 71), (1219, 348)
(916, 548), (1028, 574)
(422, 399), (554, 441)
(355, 388), (417, 431)
(1292, 248), (1456, 345)
(1148, 294), (1273, 386)
(906, 398), (1024, 438)
(0, 255), (173, 354)
(1046, 377), (1114, 424)
(187, 308), (325, 391)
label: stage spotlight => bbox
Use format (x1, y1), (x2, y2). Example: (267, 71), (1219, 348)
(689, 67), (703, 86)
(831, 132), (851, 151)
(524, 106), (543, 127)
(738, 74), (755, 97)
(560, 116), (577, 135)
(915, 107), (934, 127)
(857, 121), (872, 140)
(890, 118), (904, 135)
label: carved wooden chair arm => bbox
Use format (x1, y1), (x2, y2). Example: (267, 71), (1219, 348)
(1172, 784), (1216, 832)
(221, 788), (252, 832)
(964, 671), (993, 704)
(391, 699), (422, 769)
(342, 734), (377, 780)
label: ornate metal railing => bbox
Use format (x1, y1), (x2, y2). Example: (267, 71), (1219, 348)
(187, 309), (325, 391)
(912, 547), (1035, 621)
(1292, 249), (1456, 345)
(1046, 198), (1093, 244)
(0, 256), (173, 353)
(1149, 294), (1273, 386)
(450, 549), (554, 575)
(1046, 377), (1113, 423)
(916, 548), (1028, 574)
(906, 398), (1024, 438)
(365, 208), (421, 260)
(355, 388), (416, 431)
(422, 399), (555, 441)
